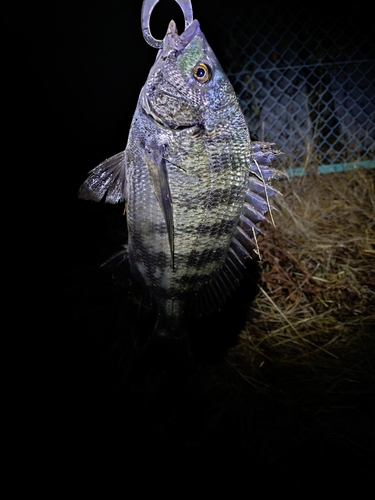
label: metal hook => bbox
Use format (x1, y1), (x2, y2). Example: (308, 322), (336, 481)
(141, 0), (194, 48)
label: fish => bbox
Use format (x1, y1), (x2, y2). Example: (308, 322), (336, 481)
(78, 14), (282, 345)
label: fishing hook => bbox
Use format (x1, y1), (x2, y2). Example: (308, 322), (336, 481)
(141, 0), (194, 48)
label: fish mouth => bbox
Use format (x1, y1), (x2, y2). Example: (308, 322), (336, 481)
(141, 19), (202, 129)
(177, 19), (200, 47)
(163, 19), (200, 54)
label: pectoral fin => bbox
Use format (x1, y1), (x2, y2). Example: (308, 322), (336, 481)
(78, 151), (127, 204)
(145, 150), (174, 267)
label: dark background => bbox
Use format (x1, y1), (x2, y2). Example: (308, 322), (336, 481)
(8, 0), (374, 495)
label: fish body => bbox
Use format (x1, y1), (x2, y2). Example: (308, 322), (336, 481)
(79, 19), (281, 340)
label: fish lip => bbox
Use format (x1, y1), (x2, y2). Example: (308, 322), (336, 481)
(141, 19), (203, 129)
(156, 19), (200, 61)
(164, 19), (200, 53)
(178, 19), (200, 47)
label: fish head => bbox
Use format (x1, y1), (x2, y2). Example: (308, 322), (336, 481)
(141, 19), (235, 129)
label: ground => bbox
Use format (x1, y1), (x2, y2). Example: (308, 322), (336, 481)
(32, 168), (375, 493)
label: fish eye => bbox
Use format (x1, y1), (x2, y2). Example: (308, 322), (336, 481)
(193, 63), (211, 83)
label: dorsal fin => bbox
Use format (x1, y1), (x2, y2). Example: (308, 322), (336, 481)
(190, 141), (284, 317)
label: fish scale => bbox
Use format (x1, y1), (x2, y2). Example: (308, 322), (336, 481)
(79, 11), (283, 341)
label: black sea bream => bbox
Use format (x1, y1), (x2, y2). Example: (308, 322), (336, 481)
(79, 12), (282, 341)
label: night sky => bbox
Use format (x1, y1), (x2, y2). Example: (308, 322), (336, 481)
(8, 0), (374, 494)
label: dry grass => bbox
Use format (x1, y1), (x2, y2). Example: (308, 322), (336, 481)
(63, 165), (375, 475)
(228, 168), (375, 396)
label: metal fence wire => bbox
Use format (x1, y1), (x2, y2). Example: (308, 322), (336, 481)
(213, 1), (375, 168)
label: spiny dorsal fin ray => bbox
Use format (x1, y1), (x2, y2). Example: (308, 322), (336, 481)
(245, 190), (276, 215)
(78, 151), (127, 204)
(224, 255), (243, 281)
(145, 150), (174, 268)
(230, 237), (252, 263)
(234, 225), (258, 253)
(250, 141), (284, 183)
(190, 141), (283, 317)
(242, 202), (266, 224)
(248, 177), (281, 199)
(239, 213), (263, 236)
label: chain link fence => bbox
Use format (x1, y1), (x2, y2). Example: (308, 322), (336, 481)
(213, 1), (375, 169)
